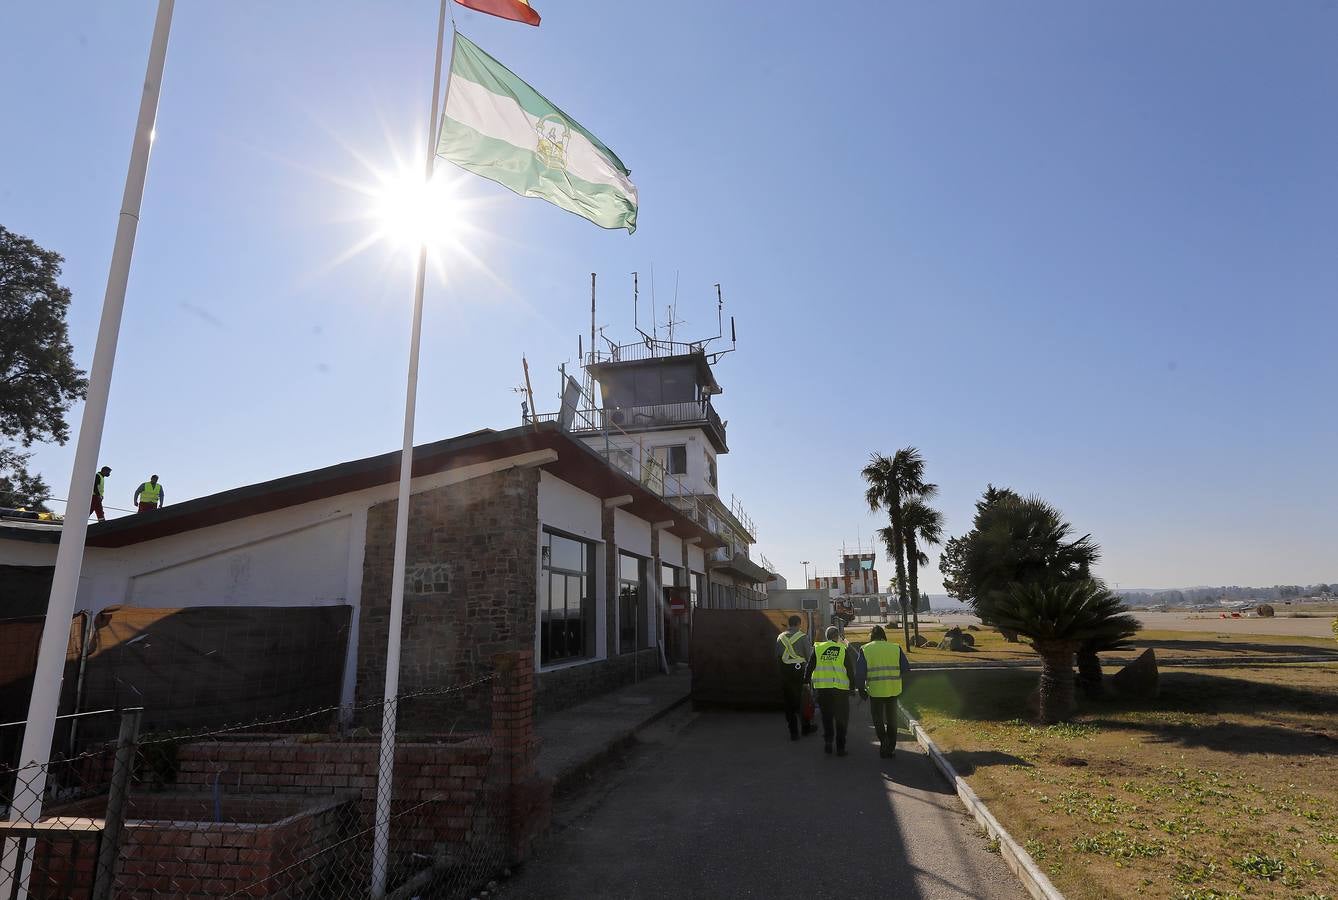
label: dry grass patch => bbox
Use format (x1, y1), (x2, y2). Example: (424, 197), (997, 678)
(901, 663), (1338, 900)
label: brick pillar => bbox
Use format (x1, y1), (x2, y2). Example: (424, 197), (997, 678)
(491, 651), (537, 781)
(491, 650), (550, 861)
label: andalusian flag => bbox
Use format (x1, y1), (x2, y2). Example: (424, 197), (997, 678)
(437, 34), (638, 233)
(455, 0), (540, 26)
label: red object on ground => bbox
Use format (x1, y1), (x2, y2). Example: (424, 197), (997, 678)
(455, 0), (541, 25)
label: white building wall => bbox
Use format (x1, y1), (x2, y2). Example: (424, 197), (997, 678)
(128, 517), (351, 607)
(686, 544), (705, 575)
(580, 428), (718, 497)
(613, 508), (652, 558)
(659, 535), (683, 568)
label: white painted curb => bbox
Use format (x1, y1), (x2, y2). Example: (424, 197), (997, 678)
(902, 712), (1066, 900)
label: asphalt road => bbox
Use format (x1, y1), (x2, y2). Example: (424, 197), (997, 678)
(504, 707), (1024, 900)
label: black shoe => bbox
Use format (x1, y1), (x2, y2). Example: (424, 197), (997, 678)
(836, 748), (848, 757)
(824, 743), (833, 755)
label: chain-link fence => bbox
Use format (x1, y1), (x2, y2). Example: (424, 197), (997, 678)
(1, 651), (541, 899)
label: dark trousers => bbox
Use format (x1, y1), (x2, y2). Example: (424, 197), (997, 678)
(780, 667), (805, 737)
(816, 689), (850, 750)
(870, 697), (899, 750)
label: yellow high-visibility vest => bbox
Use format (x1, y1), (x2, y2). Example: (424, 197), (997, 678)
(139, 482), (162, 503)
(778, 630), (807, 666)
(811, 641), (849, 691)
(862, 640), (903, 698)
(94, 472), (106, 497)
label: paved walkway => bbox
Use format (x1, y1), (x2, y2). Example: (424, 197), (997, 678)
(511, 707), (1024, 900)
(536, 667), (691, 789)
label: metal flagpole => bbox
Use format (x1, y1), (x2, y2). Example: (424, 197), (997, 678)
(1, 3), (175, 895)
(371, 1), (451, 895)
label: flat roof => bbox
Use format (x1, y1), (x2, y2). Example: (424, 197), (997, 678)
(0, 423), (722, 551)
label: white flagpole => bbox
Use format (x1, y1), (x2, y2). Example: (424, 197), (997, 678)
(370, 1), (451, 895)
(2, 2), (175, 893)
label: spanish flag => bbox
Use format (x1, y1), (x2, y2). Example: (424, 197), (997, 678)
(455, 0), (540, 26)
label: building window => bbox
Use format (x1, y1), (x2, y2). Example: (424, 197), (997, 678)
(540, 530), (596, 666)
(619, 552), (647, 654)
(707, 456), (718, 489)
(665, 445), (687, 476)
(691, 571), (703, 609)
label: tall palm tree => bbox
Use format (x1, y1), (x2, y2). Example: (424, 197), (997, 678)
(863, 448), (934, 650)
(901, 497), (944, 643)
(990, 580), (1139, 723)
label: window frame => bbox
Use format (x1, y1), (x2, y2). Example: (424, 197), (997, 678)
(539, 528), (597, 667)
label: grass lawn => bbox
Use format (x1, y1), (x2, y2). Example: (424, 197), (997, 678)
(900, 662), (1338, 900)
(841, 624), (1338, 666)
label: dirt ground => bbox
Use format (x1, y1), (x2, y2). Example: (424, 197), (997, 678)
(901, 663), (1338, 900)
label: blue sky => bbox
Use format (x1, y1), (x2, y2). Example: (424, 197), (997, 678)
(4, 1), (1335, 592)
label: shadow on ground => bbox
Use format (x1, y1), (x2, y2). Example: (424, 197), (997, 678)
(942, 750), (1034, 775)
(1135, 637), (1338, 658)
(903, 666), (1338, 734)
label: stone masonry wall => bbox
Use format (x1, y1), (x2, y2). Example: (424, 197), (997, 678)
(356, 467), (539, 726)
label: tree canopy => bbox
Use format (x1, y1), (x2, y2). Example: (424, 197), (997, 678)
(0, 225), (87, 509)
(938, 484), (1101, 624)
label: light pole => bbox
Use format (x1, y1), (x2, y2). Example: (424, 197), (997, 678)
(802, 560), (811, 588)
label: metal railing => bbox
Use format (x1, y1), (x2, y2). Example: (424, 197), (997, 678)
(565, 400), (725, 443)
(586, 339), (708, 366)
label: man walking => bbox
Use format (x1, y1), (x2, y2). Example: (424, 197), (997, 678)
(90, 465), (112, 522)
(859, 625), (910, 758)
(775, 615), (815, 741)
(808, 626), (857, 757)
(133, 475), (165, 512)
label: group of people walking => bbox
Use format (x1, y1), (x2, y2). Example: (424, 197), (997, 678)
(89, 466), (165, 522)
(775, 616), (910, 758)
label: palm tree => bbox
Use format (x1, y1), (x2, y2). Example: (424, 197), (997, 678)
(900, 497), (944, 644)
(863, 448), (934, 650)
(990, 580), (1139, 723)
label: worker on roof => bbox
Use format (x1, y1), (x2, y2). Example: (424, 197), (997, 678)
(134, 475), (165, 513)
(91, 466), (111, 522)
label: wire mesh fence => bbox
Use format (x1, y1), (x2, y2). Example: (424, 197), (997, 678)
(1, 660), (537, 900)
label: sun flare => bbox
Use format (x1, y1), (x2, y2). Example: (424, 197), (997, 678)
(372, 168), (466, 252)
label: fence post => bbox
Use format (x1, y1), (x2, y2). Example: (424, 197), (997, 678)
(91, 708), (140, 900)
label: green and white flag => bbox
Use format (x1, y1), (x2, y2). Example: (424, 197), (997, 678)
(438, 33), (638, 233)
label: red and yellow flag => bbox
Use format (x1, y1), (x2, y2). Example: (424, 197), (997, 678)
(455, 0), (540, 26)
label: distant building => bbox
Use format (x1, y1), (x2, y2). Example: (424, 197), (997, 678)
(809, 552), (880, 596)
